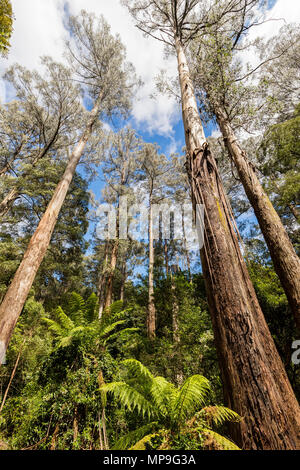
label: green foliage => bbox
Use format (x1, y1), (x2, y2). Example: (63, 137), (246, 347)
(101, 360), (240, 450)
(0, 0), (13, 56)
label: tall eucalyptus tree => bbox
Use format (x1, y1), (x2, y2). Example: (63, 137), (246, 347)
(123, 0), (300, 449)
(189, 16), (300, 331)
(0, 11), (137, 353)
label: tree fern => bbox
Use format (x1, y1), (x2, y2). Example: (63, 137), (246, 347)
(112, 423), (158, 450)
(101, 381), (155, 419)
(198, 406), (241, 427)
(171, 375), (211, 428)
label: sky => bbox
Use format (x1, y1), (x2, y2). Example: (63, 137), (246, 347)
(0, 0), (299, 263)
(2, 0), (300, 153)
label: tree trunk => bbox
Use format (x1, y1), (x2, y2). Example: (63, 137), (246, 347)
(147, 193), (156, 340)
(175, 36), (300, 450)
(215, 106), (300, 331)
(104, 239), (119, 310)
(98, 241), (109, 320)
(164, 240), (169, 278)
(171, 274), (180, 345)
(181, 206), (192, 283)
(73, 405), (79, 448)
(0, 187), (19, 218)
(120, 250), (127, 302)
(0, 99), (101, 352)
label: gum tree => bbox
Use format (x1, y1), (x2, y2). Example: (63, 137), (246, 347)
(189, 17), (300, 331)
(123, 0), (300, 449)
(0, 11), (136, 354)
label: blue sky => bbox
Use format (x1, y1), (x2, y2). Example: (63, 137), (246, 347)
(1, 0), (299, 270)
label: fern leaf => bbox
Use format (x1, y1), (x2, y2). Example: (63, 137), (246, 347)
(112, 423), (158, 450)
(121, 359), (154, 385)
(150, 377), (175, 417)
(101, 382), (155, 419)
(54, 306), (74, 331)
(199, 406), (241, 427)
(202, 429), (241, 450)
(171, 375), (211, 427)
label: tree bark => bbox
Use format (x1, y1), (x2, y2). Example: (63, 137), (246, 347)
(181, 206), (192, 283)
(120, 250), (127, 302)
(175, 36), (300, 450)
(164, 240), (169, 278)
(0, 98), (101, 352)
(147, 189), (156, 340)
(98, 241), (109, 320)
(215, 106), (300, 331)
(104, 239), (119, 310)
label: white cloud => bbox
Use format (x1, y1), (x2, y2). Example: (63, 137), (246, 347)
(2, 0), (299, 135)
(241, 0), (300, 67)
(0, 0), (66, 102)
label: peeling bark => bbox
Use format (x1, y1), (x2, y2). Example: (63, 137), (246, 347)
(216, 106), (300, 331)
(176, 36), (300, 450)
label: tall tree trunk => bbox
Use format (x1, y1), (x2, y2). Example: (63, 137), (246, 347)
(215, 106), (300, 331)
(120, 250), (127, 302)
(0, 98), (101, 352)
(181, 206), (192, 283)
(147, 192), (156, 340)
(104, 239), (119, 310)
(175, 36), (300, 450)
(171, 270), (183, 386)
(98, 241), (109, 320)
(164, 240), (169, 278)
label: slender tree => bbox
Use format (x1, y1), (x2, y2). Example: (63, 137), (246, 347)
(100, 127), (140, 310)
(138, 143), (171, 339)
(124, 0), (300, 449)
(0, 11), (136, 352)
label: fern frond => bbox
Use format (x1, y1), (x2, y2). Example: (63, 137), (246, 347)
(198, 406), (241, 427)
(150, 377), (176, 417)
(100, 320), (127, 339)
(101, 382), (155, 419)
(58, 335), (73, 348)
(121, 359), (154, 386)
(171, 375), (211, 427)
(42, 317), (64, 337)
(54, 306), (74, 331)
(65, 292), (86, 325)
(106, 328), (140, 343)
(202, 429), (241, 450)
(85, 293), (98, 323)
(112, 423), (158, 450)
